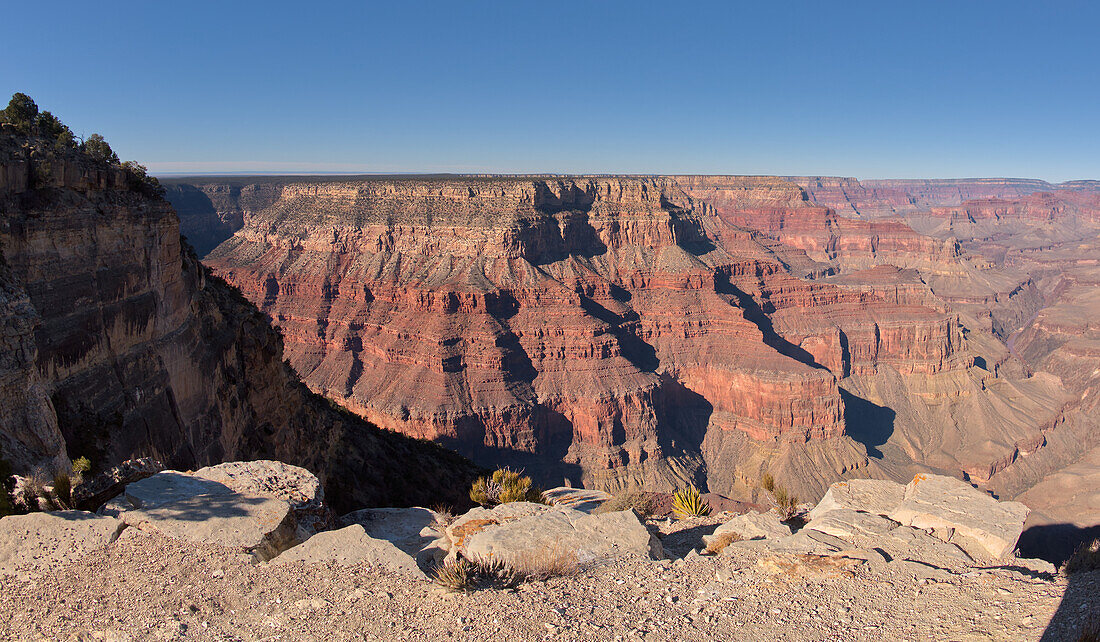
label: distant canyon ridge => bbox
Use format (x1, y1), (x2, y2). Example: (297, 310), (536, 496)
(165, 174), (1100, 533)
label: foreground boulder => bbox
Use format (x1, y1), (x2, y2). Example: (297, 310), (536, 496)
(888, 473), (1030, 559)
(703, 511), (791, 551)
(806, 479), (905, 522)
(271, 524), (424, 577)
(101, 469), (298, 561)
(193, 461), (333, 537)
(342, 507), (448, 568)
(0, 511), (124, 576)
(446, 502), (663, 567)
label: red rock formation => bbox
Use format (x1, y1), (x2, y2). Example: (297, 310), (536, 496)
(200, 177), (876, 498)
(0, 130), (480, 512)
(176, 173), (1080, 506)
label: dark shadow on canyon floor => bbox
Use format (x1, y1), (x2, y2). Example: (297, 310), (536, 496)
(1018, 522), (1100, 567)
(839, 389), (896, 459)
(1030, 523), (1100, 641)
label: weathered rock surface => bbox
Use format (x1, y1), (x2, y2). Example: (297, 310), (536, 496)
(889, 473), (1030, 559)
(446, 501), (663, 565)
(0, 130), (481, 513)
(807, 479), (905, 521)
(194, 460), (333, 536)
(102, 470), (298, 561)
(70, 457), (164, 512)
(703, 511), (791, 549)
(271, 524), (424, 577)
(341, 506), (448, 569)
(0, 511), (124, 575)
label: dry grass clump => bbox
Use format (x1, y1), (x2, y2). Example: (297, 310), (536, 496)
(430, 503), (456, 527)
(1063, 537), (1100, 575)
(672, 486), (711, 518)
(469, 468), (546, 507)
(704, 530), (743, 555)
(430, 547), (579, 592)
(760, 472), (799, 520)
(595, 491), (657, 517)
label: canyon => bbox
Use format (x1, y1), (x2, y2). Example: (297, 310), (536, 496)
(166, 173), (1100, 533)
(0, 127), (480, 512)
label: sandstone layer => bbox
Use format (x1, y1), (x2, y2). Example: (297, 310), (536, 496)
(170, 174), (1080, 506)
(0, 130), (480, 512)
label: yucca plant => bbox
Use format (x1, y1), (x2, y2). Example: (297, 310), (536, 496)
(469, 468), (545, 506)
(672, 485), (711, 518)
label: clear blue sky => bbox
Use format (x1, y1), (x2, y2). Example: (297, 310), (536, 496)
(2, 1), (1097, 180)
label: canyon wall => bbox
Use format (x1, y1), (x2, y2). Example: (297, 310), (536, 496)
(0, 131), (480, 512)
(169, 174), (1082, 505)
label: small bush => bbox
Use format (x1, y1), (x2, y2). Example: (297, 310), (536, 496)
(430, 558), (474, 591)
(595, 491), (657, 517)
(469, 468), (545, 506)
(759, 472), (799, 520)
(72, 456), (91, 475)
(772, 486), (799, 521)
(704, 530), (742, 555)
(672, 486), (711, 518)
(52, 473), (72, 509)
(430, 548), (578, 592)
(1063, 538), (1100, 575)
(761, 472), (776, 493)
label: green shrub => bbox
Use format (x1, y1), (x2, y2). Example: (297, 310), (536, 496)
(469, 468), (545, 506)
(71, 457), (91, 474)
(595, 491), (658, 517)
(0, 92), (38, 132)
(672, 485), (711, 518)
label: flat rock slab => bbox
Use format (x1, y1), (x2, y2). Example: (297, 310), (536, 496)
(543, 487), (612, 513)
(195, 460), (330, 535)
(807, 479), (906, 521)
(102, 470), (298, 561)
(448, 502), (663, 566)
(271, 524), (424, 578)
(341, 507), (446, 569)
(703, 511), (791, 551)
(889, 473), (1029, 559)
(101, 470), (232, 513)
(0, 511), (124, 576)
(804, 509), (898, 539)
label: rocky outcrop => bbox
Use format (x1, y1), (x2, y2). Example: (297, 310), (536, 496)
(0, 131), (481, 512)
(445, 501), (663, 565)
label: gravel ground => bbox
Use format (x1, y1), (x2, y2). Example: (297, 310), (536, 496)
(0, 524), (1095, 641)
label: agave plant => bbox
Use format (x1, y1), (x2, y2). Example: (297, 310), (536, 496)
(672, 485), (711, 518)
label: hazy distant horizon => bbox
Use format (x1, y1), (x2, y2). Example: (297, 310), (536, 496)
(153, 169), (1098, 184)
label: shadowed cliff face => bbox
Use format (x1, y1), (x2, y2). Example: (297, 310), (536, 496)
(0, 132), (480, 513)
(166, 173), (1085, 506)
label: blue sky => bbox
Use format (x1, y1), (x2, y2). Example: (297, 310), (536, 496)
(2, 1), (1097, 180)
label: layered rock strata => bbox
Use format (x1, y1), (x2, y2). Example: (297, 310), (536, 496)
(0, 132), (480, 512)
